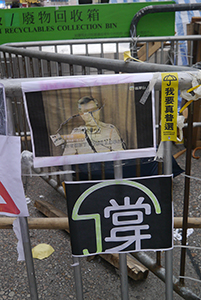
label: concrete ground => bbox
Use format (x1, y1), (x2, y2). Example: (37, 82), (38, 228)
(0, 143), (201, 299)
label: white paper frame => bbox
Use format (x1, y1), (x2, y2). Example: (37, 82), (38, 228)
(22, 73), (156, 168)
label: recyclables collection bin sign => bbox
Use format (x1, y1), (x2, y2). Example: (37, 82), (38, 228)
(0, 2), (175, 44)
(64, 175), (173, 256)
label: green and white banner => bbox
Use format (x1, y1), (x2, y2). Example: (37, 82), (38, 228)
(0, 2), (175, 44)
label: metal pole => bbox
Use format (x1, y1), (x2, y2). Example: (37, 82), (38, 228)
(132, 251), (200, 300)
(64, 165), (84, 300)
(114, 160), (129, 300)
(119, 253), (129, 300)
(19, 217), (38, 300)
(180, 102), (194, 284)
(72, 256), (84, 300)
(163, 141), (173, 300)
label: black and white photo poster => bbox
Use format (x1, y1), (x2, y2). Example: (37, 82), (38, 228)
(22, 73), (156, 168)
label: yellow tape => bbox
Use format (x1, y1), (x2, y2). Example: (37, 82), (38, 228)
(161, 73), (178, 142)
(179, 84), (201, 113)
(186, 84), (201, 93)
(179, 99), (193, 113)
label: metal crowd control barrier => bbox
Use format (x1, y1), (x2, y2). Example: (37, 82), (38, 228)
(0, 36), (196, 155)
(1, 39), (201, 300)
(1, 34), (201, 79)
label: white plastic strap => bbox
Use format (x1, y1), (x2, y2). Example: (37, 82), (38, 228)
(181, 173), (201, 181)
(177, 115), (185, 142)
(139, 73), (159, 105)
(22, 170), (75, 177)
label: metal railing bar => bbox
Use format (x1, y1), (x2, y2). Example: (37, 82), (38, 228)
(175, 41), (179, 65)
(180, 102), (194, 284)
(81, 65), (85, 75)
(85, 43), (89, 56)
(3, 52), (9, 78)
(29, 57), (34, 77)
(3, 38), (136, 48)
(190, 40), (193, 66)
(169, 41), (174, 65)
(38, 46), (43, 77)
(54, 47), (59, 76)
(115, 42), (118, 60)
(154, 49), (157, 64)
(15, 55), (21, 78)
(25, 57), (31, 77)
(0, 52), (4, 79)
(58, 62), (62, 76)
(0, 71), (198, 98)
(46, 60), (51, 77)
(21, 56), (26, 78)
(160, 42), (164, 64)
(0, 45), (195, 74)
(21, 98), (29, 150)
(70, 44), (73, 55)
(146, 42), (149, 62)
(69, 64), (74, 75)
(5, 35), (201, 48)
(8, 53), (14, 78)
(101, 43), (104, 59)
(13, 96), (21, 137)
(84, 44), (90, 75)
(37, 58), (42, 77)
(167, 49), (174, 65)
(41, 59), (45, 77)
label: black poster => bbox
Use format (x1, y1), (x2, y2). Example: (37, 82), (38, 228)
(65, 175), (173, 257)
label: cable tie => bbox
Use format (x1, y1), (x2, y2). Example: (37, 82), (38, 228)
(174, 245), (201, 250)
(179, 276), (201, 284)
(71, 262), (79, 267)
(181, 173), (201, 181)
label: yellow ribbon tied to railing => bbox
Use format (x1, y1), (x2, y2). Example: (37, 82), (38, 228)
(123, 51), (143, 63)
(179, 84), (201, 113)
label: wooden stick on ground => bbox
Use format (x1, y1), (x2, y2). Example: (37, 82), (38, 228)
(0, 217), (68, 230)
(1, 216), (201, 230)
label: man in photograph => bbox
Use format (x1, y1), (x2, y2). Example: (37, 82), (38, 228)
(51, 96), (125, 155)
